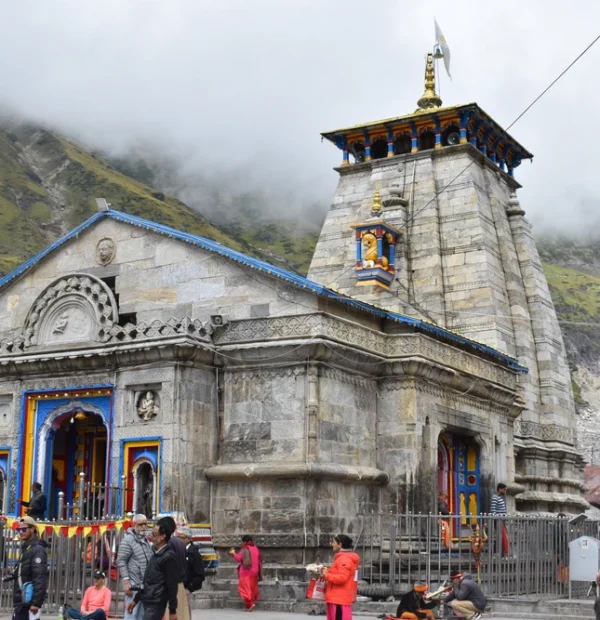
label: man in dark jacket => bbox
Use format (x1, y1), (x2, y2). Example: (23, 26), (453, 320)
(445, 572), (486, 620)
(7, 516), (48, 620)
(157, 517), (189, 620)
(394, 582), (438, 619)
(19, 484), (47, 520)
(128, 521), (177, 620)
(177, 528), (205, 593)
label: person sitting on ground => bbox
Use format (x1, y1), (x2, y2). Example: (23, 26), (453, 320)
(66, 571), (112, 620)
(444, 572), (486, 620)
(390, 582), (438, 620)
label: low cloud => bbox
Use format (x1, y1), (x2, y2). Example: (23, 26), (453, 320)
(1, 0), (598, 231)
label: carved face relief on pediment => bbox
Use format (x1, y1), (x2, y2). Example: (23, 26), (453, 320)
(96, 238), (115, 266)
(23, 274), (119, 348)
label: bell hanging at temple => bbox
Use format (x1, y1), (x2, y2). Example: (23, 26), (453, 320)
(433, 45), (444, 59)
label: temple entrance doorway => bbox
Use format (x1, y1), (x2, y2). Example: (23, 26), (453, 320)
(46, 410), (107, 519)
(438, 433), (481, 518)
(133, 461), (155, 518)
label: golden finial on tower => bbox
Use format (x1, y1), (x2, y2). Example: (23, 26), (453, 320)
(372, 185), (382, 213)
(416, 53), (442, 113)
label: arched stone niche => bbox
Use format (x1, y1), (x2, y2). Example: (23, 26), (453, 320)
(23, 274), (119, 348)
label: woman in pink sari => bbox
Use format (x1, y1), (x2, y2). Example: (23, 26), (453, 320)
(229, 535), (262, 612)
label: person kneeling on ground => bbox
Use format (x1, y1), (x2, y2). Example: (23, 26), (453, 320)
(445, 572), (486, 620)
(66, 571), (111, 620)
(389, 582), (438, 620)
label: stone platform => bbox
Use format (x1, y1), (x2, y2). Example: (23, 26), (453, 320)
(193, 593), (597, 618)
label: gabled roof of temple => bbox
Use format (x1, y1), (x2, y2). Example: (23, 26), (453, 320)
(0, 209), (527, 372)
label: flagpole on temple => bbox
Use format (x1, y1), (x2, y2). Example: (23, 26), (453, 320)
(433, 43), (442, 99)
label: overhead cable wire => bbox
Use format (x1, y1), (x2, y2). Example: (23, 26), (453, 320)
(408, 31), (600, 224)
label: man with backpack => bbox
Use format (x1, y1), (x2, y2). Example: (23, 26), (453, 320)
(5, 516), (48, 620)
(176, 528), (205, 610)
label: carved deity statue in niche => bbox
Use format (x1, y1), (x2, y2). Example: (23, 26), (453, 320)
(143, 482), (153, 518)
(95, 238), (115, 265)
(52, 312), (69, 334)
(362, 232), (388, 269)
(137, 391), (159, 421)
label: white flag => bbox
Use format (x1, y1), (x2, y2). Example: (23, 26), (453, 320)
(434, 19), (452, 80)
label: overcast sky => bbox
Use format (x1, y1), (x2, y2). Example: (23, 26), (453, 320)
(1, 0), (599, 231)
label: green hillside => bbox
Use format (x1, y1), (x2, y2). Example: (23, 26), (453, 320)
(538, 236), (600, 383)
(0, 125), (283, 277)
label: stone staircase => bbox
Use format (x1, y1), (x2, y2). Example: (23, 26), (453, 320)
(193, 569), (598, 618)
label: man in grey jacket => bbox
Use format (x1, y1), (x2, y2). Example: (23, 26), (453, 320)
(445, 572), (486, 620)
(116, 514), (152, 620)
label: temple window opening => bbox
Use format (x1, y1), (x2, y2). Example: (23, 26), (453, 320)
(419, 128), (436, 151)
(394, 133), (412, 155)
(370, 137), (388, 160)
(350, 141), (366, 163)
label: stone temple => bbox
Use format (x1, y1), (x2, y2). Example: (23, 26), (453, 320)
(0, 55), (586, 556)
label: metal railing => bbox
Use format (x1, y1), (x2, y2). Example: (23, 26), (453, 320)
(55, 474), (133, 521)
(357, 512), (600, 599)
(50, 473), (138, 521)
(0, 522), (127, 614)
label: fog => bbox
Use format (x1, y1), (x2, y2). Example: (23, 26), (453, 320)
(1, 0), (599, 232)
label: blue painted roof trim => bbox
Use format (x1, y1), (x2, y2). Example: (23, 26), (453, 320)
(0, 209), (527, 373)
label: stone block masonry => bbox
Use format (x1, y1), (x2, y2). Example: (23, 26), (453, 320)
(308, 142), (584, 511)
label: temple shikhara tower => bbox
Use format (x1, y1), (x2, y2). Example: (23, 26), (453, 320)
(309, 53), (584, 512)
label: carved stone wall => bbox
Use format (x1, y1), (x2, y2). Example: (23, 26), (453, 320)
(23, 274), (118, 347)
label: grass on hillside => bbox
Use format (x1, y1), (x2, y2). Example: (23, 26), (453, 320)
(56, 138), (249, 250)
(543, 263), (600, 321)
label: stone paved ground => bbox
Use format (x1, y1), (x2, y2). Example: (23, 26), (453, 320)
(188, 611), (519, 620)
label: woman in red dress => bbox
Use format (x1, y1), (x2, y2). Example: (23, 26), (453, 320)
(229, 535), (262, 612)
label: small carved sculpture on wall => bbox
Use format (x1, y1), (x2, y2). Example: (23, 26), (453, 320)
(143, 482), (153, 518)
(362, 232), (389, 269)
(137, 391), (159, 421)
(95, 238), (115, 265)
(52, 312), (69, 334)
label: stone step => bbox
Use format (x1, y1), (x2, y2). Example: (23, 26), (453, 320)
(213, 562), (308, 582)
(202, 599), (596, 619)
(195, 593), (598, 619)
(209, 578), (308, 600)
(189, 589), (229, 611)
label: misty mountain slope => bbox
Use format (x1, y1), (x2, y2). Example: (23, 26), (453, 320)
(0, 124), (282, 276)
(106, 152), (324, 275)
(539, 236), (600, 468)
(0, 129), (52, 274)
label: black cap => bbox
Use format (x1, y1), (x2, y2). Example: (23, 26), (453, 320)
(93, 571), (106, 580)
